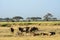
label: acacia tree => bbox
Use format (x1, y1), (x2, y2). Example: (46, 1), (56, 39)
(13, 16), (23, 22)
(0, 18), (2, 20)
(31, 17), (41, 21)
(43, 13), (53, 21)
(26, 17), (41, 21)
(5, 18), (10, 22)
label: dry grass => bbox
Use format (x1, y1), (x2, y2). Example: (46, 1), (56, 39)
(0, 22), (60, 40)
(0, 35), (60, 40)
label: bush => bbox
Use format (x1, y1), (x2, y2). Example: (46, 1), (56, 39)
(0, 24), (11, 27)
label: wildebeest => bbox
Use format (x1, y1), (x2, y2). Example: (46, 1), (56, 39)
(33, 31), (41, 36)
(10, 28), (14, 33)
(23, 27), (30, 33)
(39, 31), (51, 36)
(41, 33), (48, 36)
(30, 27), (39, 33)
(18, 27), (30, 36)
(30, 30), (51, 36)
(33, 33), (40, 36)
(18, 27), (24, 32)
(16, 27), (24, 36)
(50, 32), (56, 36)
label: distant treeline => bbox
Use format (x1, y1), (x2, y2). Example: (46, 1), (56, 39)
(0, 13), (60, 22)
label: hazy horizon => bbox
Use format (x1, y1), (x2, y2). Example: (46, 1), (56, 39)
(0, 0), (60, 19)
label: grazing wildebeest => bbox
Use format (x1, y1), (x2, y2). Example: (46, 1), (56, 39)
(10, 28), (14, 33)
(23, 27), (30, 33)
(29, 27), (39, 36)
(33, 31), (41, 36)
(41, 33), (48, 36)
(40, 32), (51, 36)
(33, 33), (40, 36)
(50, 32), (56, 36)
(30, 27), (39, 33)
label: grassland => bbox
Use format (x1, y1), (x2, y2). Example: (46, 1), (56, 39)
(0, 21), (60, 40)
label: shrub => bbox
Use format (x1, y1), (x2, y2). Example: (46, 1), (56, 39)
(1, 24), (11, 27)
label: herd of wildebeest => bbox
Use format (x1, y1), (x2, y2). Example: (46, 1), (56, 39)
(10, 27), (56, 37)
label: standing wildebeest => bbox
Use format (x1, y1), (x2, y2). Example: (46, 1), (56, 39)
(50, 32), (56, 36)
(18, 27), (30, 36)
(30, 27), (39, 32)
(18, 27), (24, 32)
(17, 27), (24, 36)
(10, 28), (14, 33)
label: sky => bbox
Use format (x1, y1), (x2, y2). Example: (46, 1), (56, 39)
(0, 0), (60, 19)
